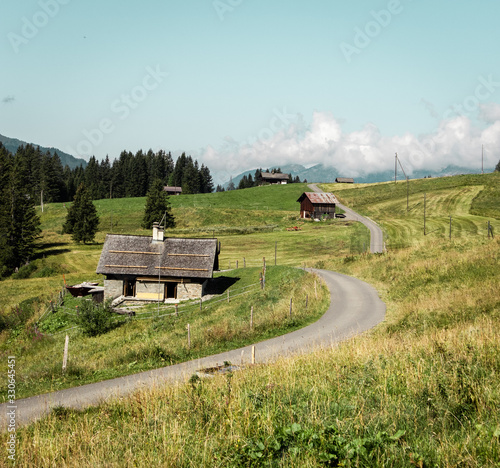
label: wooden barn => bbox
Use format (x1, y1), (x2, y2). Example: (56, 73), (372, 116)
(297, 192), (338, 219)
(163, 186), (182, 195)
(260, 172), (289, 185)
(96, 224), (219, 302)
(335, 177), (354, 184)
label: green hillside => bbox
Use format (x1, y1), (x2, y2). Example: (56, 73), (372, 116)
(1, 174), (499, 466)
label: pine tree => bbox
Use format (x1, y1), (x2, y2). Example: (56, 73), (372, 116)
(495, 159), (500, 172)
(63, 183), (99, 243)
(142, 179), (175, 229)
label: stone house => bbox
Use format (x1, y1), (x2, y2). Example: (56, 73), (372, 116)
(96, 224), (219, 302)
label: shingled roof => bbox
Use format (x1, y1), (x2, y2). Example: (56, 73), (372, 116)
(96, 235), (218, 279)
(297, 192), (338, 204)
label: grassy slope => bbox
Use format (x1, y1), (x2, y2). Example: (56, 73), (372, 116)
(2, 174), (500, 466)
(0, 183), (355, 398)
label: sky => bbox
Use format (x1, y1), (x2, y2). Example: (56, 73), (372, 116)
(2, 0), (500, 183)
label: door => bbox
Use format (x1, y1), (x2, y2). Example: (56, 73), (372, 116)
(123, 279), (136, 297)
(165, 282), (177, 299)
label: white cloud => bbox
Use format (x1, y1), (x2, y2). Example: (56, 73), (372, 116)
(478, 102), (500, 124)
(200, 111), (500, 183)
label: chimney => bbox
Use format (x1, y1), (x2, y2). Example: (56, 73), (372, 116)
(152, 223), (164, 243)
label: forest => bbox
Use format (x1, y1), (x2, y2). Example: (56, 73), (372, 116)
(0, 143), (214, 276)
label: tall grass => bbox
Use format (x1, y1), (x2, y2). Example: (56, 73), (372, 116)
(1, 174), (499, 466)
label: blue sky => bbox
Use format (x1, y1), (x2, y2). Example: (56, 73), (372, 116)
(2, 0), (500, 182)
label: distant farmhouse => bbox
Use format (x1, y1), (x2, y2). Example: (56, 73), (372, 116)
(335, 177), (354, 184)
(297, 192), (338, 219)
(260, 172), (289, 185)
(96, 224), (219, 302)
(163, 186), (182, 195)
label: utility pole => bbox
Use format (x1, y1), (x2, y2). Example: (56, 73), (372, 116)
(424, 193), (426, 235)
(395, 153), (398, 183)
(482, 144), (484, 174)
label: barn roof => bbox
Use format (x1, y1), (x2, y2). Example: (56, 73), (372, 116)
(96, 235), (218, 279)
(260, 172), (290, 180)
(297, 192), (338, 205)
(335, 177), (355, 183)
(163, 186), (182, 193)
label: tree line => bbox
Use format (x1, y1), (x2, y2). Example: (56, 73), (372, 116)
(4, 144), (214, 204)
(0, 143), (214, 276)
(216, 168), (305, 192)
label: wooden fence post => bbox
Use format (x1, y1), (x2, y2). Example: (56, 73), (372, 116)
(187, 324), (191, 350)
(244, 257), (246, 268)
(305, 294), (309, 310)
(289, 298), (292, 319)
(227, 290), (230, 303)
(251, 345), (255, 364)
(62, 335), (69, 373)
(250, 306), (254, 330)
(236, 260), (238, 269)
(199, 298), (202, 312)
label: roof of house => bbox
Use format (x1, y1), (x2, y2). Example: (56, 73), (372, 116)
(297, 192), (338, 205)
(260, 172), (290, 180)
(96, 235), (218, 279)
(335, 177), (355, 183)
(163, 186), (182, 193)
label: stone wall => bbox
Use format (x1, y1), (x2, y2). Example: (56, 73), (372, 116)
(104, 279), (122, 300)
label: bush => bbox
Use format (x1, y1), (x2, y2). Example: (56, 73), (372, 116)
(12, 263), (37, 279)
(76, 300), (113, 337)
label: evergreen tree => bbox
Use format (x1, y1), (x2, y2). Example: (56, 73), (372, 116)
(0, 147), (42, 273)
(62, 183), (99, 243)
(200, 164), (214, 193)
(227, 176), (235, 191)
(142, 179), (175, 229)
(495, 159), (500, 172)
(0, 144), (14, 276)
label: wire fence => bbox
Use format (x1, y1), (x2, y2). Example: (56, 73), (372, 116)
(38, 280), (264, 336)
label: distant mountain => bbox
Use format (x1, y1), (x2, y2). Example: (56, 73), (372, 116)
(224, 163), (493, 188)
(0, 133), (87, 169)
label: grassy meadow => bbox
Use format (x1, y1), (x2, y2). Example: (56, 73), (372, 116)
(1, 173), (499, 466)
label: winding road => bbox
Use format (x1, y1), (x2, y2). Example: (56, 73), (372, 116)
(308, 183), (385, 253)
(1, 194), (386, 430)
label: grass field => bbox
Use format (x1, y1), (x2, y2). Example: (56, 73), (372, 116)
(1, 173), (499, 466)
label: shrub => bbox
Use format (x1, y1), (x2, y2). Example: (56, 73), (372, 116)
(12, 263), (37, 279)
(76, 300), (113, 337)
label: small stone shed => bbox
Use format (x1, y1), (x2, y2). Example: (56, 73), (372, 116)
(297, 192), (339, 219)
(96, 225), (219, 302)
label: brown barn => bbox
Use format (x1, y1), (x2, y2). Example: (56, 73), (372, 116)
(96, 224), (219, 302)
(335, 177), (354, 184)
(163, 186), (182, 195)
(297, 192), (338, 219)
(260, 172), (290, 185)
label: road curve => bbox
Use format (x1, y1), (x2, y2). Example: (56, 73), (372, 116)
(0, 269), (385, 430)
(308, 183), (385, 253)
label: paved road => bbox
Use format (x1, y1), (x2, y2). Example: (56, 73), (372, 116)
(0, 269), (385, 430)
(308, 184), (385, 253)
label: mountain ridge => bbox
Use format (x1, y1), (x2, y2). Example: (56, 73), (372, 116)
(0, 133), (87, 169)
